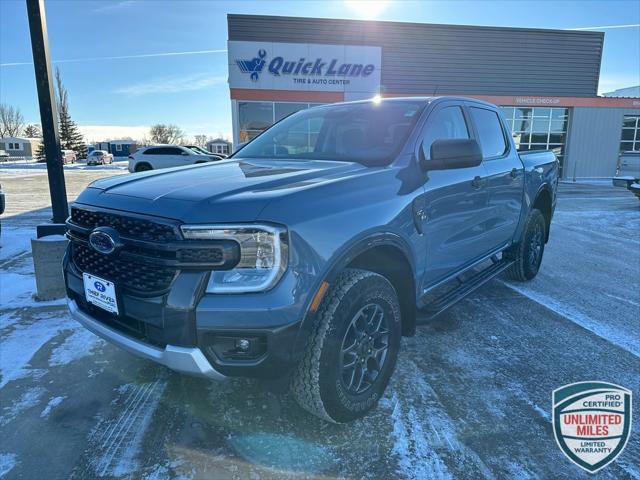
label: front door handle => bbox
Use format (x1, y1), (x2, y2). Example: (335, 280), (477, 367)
(510, 168), (518, 179)
(471, 176), (485, 189)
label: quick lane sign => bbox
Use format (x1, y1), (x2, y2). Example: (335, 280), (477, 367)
(228, 41), (381, 96)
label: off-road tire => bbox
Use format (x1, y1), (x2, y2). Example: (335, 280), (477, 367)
(135, 163), (152, 172)
(505, 208), (546, 281)
(291, 268), (401, 423)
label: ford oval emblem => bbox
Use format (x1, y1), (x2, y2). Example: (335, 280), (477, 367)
(89, 230), (116, 254)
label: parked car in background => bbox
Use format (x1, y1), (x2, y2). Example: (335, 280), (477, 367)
(61, 149), (76, 164)
(87, 150), (114, 166)
(127, 145), (218, 172)
(0, 150), (9, 161)
(612, 151), (640, 199)
(184, 145), (224, 159)
(66, 97), (559, 423)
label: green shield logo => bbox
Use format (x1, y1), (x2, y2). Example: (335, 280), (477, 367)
(552, 381), (632, 473)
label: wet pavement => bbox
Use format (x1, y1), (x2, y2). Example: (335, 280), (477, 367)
(0, 171), (638, 479)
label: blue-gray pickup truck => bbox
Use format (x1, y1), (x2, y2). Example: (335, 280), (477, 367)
(64, 97), (558, 422)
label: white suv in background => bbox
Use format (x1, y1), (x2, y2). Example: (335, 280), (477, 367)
(127, 145), (220, 172)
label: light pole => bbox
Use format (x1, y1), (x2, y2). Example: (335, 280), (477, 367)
(26, 0), (68, 237)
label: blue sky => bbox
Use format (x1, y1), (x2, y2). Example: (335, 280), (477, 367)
(1, 0), (638, 142)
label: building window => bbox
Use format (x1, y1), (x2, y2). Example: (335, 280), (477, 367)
(7, 142), (21, 150)
(238, 101), (325, 143)
(620, 115), (640, 152)
(115, 144), (123, 152)
(501, 106), (569, 176)
(239, 102), (273, 142)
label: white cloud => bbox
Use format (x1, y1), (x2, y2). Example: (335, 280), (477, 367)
(91, 0), (137, 14)
(77, 124), (233, 143)
(78, 125), (150, 143)
(568, 24), (640, 31)
(114, 73), (226, 97)
(0, 49), (227, 68)
(598, 74), (640, 95)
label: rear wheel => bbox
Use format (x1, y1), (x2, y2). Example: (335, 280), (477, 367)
(291, 268), (401, 423)
(135, 163), (152, 172)
(505, 208), (546, 281)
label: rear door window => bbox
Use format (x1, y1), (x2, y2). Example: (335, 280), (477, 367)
(470, 107), (508, 158)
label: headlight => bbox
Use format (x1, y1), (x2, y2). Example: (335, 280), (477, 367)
(180, 224), (288, 293)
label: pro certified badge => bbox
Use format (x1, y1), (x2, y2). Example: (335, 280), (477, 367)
(552, 381), (632, 473)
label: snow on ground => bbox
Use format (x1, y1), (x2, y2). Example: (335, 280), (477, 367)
(0, 160), (128, 172)
(40, 395), (66, 418)
(502, 281), (640, 358)
(0, 453), (17, 478)
(0, 312), (69, 389)
(0, 226), (32, 263)
(389, 360), (495, 480)
(88, 379), (168, 478)
(0, 386), (47, 426)
(0, 309), (103, 389)
(0, 226), (66, 308)
(49, 328), (105, 367)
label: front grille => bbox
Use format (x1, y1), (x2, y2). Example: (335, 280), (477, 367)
(178, 248), (224, 264)
(71, 207), (178, 242)
(72, 243), (176, 293)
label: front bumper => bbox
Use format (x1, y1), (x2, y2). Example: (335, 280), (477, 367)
(64, 237), (308, 379)
(68, 299), (225, 380)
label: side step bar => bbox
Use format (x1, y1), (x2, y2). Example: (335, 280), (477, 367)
(417, 259), (514, 323)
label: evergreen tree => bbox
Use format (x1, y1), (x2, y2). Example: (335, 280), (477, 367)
(55, 68), (87, 159)
(23, 124), (41, 138)
(35, 141), (46, 163)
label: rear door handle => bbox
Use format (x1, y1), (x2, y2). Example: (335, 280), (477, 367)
(471, 176), (485, 189)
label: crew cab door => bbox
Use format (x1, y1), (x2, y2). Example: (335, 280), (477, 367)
(468, 105), (524, 248)
(418, 103), (491, 286)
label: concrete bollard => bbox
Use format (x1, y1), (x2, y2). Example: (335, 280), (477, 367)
(31, 235), (68, 301)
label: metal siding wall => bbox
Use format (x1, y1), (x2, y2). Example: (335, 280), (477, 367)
(228, 15), (603, 97)
(565, 107), (640, 179)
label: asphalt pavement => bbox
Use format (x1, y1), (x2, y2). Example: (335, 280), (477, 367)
(0, 169), (638, 480)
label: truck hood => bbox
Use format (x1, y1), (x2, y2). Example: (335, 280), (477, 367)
(75, 158), (368, 223)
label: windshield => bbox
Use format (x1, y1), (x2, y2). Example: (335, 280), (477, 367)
(237, 100), (425, 167)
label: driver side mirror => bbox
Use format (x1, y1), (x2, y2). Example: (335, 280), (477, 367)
(419, 138), (483, 171)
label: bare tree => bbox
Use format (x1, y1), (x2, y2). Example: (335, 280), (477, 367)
(149, 124), (184, 144)
(24, 124), (41, 138)
(0, 103), (25, 137)
(194, 134), (207, 147)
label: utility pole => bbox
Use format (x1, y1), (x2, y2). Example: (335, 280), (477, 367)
(26, 0), (68, 236)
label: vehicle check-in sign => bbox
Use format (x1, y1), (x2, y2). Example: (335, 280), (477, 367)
(228, 40), (381, 97)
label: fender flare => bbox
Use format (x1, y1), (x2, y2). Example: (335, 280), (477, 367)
(291, 231), (416, 360)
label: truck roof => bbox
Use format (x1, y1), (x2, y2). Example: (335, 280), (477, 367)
(323, 95), (498, 109)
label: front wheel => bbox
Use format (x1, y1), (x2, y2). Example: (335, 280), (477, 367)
(504, 208), (546, 281)
(291, 269), (401, 423)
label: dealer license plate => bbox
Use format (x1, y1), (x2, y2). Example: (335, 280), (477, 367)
(83, 273), (119, 315)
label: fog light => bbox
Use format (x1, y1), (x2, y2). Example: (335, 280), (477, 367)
(236, 338), (251, 351)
